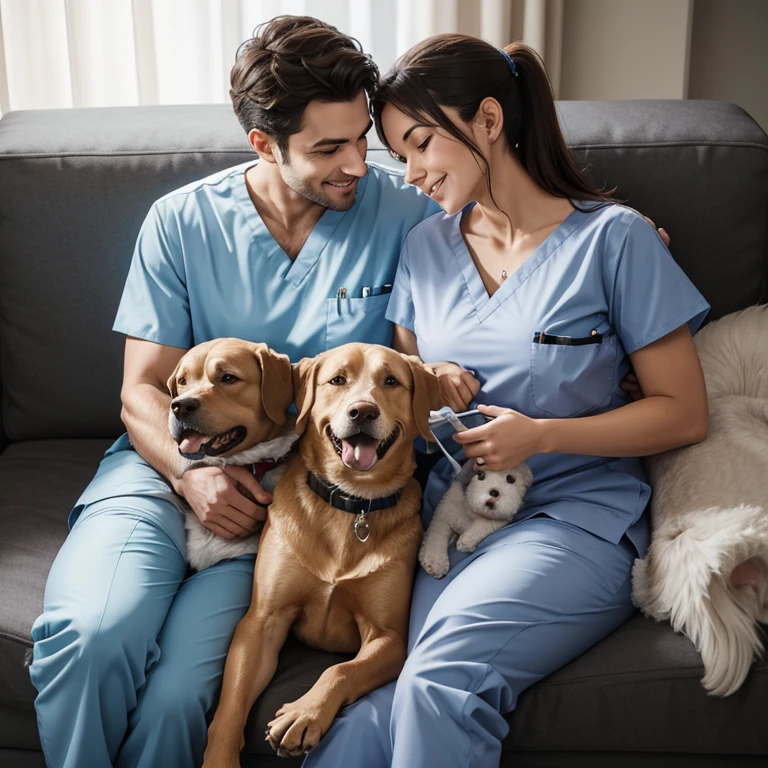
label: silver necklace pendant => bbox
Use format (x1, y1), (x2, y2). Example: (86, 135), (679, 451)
(501, 269), (508, 280)
(354, 512), (370, 542)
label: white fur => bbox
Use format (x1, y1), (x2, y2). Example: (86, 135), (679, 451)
(632, 305), (768, 696)
(419, 463), (532, 578)
(180, 420), (299, 571)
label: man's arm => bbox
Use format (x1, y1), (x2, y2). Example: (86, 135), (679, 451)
(121, 337), (272, 539)
(120, 336), (188, 483)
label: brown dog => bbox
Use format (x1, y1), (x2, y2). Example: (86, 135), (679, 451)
(202, 343), (441, 765)
(167, 338), (296, 570)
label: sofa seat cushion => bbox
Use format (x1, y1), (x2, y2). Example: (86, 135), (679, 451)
(2, 440), (766, 758)
(0, 438), (113, 750)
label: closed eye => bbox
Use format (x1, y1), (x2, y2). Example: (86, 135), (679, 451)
(417, 136), (431, 152)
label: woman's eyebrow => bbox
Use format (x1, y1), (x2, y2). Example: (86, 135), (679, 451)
(402, 123), (430, 142)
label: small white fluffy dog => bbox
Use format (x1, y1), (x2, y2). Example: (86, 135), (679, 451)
(419, 462), (533, 578)
(632, 305), (768, 696)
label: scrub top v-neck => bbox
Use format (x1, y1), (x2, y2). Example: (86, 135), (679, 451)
(386, 201), (710, 556)
(73, 160), (440, 520)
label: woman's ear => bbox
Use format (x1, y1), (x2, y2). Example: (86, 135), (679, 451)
(474, 97), (504, 145)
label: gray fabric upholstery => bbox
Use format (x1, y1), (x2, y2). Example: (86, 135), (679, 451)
(1, 101), (768, 766)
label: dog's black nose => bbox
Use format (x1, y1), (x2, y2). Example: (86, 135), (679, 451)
(347, 401), (379, 424)
(171, 397), (200, 418)
(489, 489), (500, 498)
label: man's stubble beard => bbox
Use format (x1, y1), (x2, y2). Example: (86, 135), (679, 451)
(279, 155), (357, 213)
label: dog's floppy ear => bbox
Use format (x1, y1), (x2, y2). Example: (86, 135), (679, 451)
(404, 354), (442, 442)
(292, 355), (319, 436)
(253, 343), (294, 425)
(166, 356), (185, 399)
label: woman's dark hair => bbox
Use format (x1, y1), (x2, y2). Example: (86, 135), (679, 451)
(230, 16), (379, 158)
(372, 34), (615, 205)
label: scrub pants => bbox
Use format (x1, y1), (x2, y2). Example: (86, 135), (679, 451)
(28, 496), (255, 768)
(303, 511), (638, 768)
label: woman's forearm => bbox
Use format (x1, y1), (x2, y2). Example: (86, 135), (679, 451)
(538, 395), (708, 458)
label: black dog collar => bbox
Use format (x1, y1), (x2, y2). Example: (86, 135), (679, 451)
(305, 472), (403, 542)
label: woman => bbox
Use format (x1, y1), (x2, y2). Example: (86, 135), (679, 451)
(302, 35), (710, 767)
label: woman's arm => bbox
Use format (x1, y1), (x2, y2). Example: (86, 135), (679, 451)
(456, 325), (708, 469)
(393, 324), (480, 410)
(539, 325), (708, 456)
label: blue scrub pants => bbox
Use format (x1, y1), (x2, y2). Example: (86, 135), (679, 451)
(29, 496), (254, 768)
(303, 511), (638, 768)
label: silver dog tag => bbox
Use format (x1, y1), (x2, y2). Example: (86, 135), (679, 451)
(354, 513), (370, 542)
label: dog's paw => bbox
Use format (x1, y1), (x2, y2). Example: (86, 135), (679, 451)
(419, 548), (450, 579)
(455, 534), (479, 553)
(266, 695), (336, 758)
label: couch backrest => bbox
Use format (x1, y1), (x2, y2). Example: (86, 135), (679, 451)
(0, 101), (766, 441)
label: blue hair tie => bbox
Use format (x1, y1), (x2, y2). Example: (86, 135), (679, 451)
(499, 48), (519, 77)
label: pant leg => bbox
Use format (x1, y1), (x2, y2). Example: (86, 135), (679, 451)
(389, 515), (637, 768)
(29, 498), (188, 768)
(116, 554), (255, 768)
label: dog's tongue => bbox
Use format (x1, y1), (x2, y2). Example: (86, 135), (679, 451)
(341, 434), (379, 471)
(179, 432), (207, 454)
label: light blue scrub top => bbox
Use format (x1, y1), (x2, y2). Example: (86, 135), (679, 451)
(72, 160), (439, 522)
(386, 202), (710, 556)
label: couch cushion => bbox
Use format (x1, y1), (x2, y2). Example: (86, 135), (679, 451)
(1, 101), (767, 441)
(0, 438), (113, 750)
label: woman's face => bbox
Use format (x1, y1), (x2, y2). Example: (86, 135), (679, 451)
(380, 103), (488, 216)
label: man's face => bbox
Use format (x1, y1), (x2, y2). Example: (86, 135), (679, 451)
(276, 91), (371, 211)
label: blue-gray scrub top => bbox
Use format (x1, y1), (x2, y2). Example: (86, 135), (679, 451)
(71, 160), (439, 522)
(386, 201), (710, 556)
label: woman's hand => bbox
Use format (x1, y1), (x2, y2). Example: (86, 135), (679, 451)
(620, 371), (644, 401)
(429, 362), (481, 411)
(644, 216), (669, 248)
(452, 404), (544, 470)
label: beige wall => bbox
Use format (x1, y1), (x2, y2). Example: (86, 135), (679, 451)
(688, 0), (768, 131)
(559, 0), (694, 100)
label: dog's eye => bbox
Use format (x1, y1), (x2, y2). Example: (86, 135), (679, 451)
(476, 471), (486, 481)
(506, 474), (515, 484)
(384, 375), (399, 386)
(330, 375), (346, 385)
(177, 377), (186, 387)
(221, 373), (239, 384)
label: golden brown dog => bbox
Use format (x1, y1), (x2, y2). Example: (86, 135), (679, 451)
(202, 342), (441, 765)
(167, 338), (296, 570)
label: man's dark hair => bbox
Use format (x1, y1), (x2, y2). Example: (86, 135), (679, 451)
(230, 16), (379, 158)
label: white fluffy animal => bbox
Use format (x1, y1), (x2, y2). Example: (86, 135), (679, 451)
(632, 305), (768, 696)
(419, 462), (533, 578)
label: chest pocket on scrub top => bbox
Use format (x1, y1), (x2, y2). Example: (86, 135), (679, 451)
(325, 290), (393, 350)
(530, 328), (617, 417)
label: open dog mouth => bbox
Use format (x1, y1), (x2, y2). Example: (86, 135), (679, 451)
(326, 425), (399, 472)
(177, 426), (246, 460)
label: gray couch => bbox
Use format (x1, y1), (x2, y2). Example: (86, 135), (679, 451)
(1, 100), (767, 767)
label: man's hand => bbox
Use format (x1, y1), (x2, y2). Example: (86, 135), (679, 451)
(429, 362), (481, 412)
(173, 465), (273, 540)
(644, 216), (669, 248)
